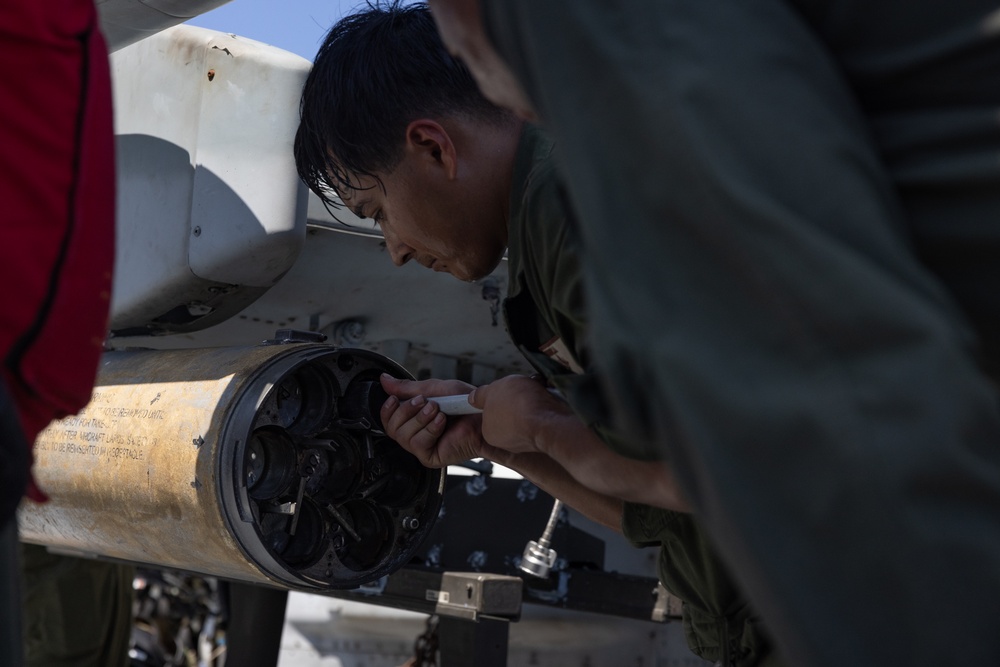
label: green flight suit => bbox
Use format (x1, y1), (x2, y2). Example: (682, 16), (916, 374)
(504, 124), (783, 666)
(20, 545), (133, 667)
(480, 2), (1000, 666)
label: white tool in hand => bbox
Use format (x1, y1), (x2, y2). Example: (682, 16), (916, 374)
(430, 394), (482, 416)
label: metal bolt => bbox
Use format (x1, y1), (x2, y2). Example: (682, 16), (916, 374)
(464, 475), (488, 496)
(425, 544), (442, 567)
(402, 516), (420, 531)
(516, 480), (539, 502)
(334, 320), (366, 346)
(192, 226), (201, 237)
(467, 550), (487, 570)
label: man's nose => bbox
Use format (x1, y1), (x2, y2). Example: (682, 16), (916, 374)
(387, 240), (413, 267)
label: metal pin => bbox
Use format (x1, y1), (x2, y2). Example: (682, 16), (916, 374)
(289, 477), (307, 536)
(327, 504), (362, 543)
(520, 499), (563, 578)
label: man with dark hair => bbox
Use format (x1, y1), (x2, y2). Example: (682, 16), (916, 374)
(295, 5), (782, 665)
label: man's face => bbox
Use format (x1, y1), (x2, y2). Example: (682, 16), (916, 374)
(337, 151), (507, 283)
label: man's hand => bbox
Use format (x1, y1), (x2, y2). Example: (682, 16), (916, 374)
(468, 374), (572, 454)
(382, 374), (689, 512)
(471, 375), (690, 512)
(379, 375), (486, 468)
(382, 374), (628, 529)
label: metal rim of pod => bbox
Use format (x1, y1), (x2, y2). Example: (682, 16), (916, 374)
(218, 345), (444, 590)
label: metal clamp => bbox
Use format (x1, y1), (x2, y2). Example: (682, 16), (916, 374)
(426, 572), (523, 621)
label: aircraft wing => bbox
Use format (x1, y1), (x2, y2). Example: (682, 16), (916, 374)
(96, 0), (233, 51)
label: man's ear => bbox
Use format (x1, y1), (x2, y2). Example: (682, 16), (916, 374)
(404, 119), (458, 180)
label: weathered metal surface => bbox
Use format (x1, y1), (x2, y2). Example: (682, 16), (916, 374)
(24, 346), (262, 581)
(19, 343), (444, 590)
(109, 26), (309, 335)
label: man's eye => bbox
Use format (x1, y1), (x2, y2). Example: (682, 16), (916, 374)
(372, 210), (385, 225)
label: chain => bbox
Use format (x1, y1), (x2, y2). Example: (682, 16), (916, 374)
(411, 614), (440, 667)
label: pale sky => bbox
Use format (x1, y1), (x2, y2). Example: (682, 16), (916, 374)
(186, 0), (418, 62)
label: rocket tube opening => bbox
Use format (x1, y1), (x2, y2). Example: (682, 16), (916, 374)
(221, 345), (444, 590)
(245, 427), (298, 501)
(271, 364), (337, 435)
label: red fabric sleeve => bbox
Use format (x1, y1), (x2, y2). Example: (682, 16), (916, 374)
(0, 0), (116, 500)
